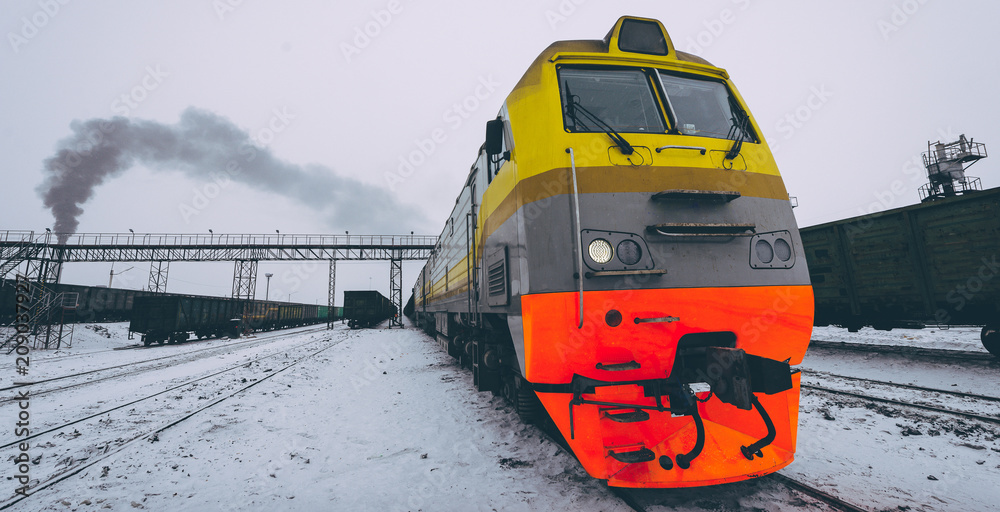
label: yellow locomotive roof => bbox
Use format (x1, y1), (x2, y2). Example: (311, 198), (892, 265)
(514, 16), (724, 91)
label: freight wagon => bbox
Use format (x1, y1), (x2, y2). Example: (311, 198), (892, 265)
(2, 280), (342, 329)
(343, 290), (396, 329)
(129, 295), (331, 346)
(801, 186), (1000, 355)
(1, 279), (153, 324)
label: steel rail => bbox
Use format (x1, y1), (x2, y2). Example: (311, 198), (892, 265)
(0, 333), (347, 510)
(771, 473), (870, 512)
(802, 384), (1000, 425)
(804, 369), (1000, 403)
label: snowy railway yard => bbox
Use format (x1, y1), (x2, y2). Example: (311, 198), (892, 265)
(1, 323), (998, 512)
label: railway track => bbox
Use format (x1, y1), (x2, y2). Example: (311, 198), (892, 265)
(801, 383), (1000, 425)
(808, 339), (995, 362)
(0, 325), (330, 400)
(770, 474), (870, 512)
(805, 369), (1000, 403)
(610, 473), (871, 511)
(0, 329), (352, 509)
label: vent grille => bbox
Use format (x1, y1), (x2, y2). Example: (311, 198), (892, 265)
(488, 260), (506, 297)
(485, 247), (508, 306)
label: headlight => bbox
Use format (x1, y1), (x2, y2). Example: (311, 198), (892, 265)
(617, 239), (642, 265)
(588, 239), (613, 264)
(773, 238), (792, 262)
(755, 240), (774, 263)
(749, 231), (795, 269)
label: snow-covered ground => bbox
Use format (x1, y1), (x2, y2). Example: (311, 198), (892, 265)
(3, 322), (998, 511)
(812, 325), (990, 354)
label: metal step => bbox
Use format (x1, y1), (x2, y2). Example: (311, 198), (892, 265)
(608, 447), (656, 464)
(603, 409), (650, 423)
(651, 189), (741, 203)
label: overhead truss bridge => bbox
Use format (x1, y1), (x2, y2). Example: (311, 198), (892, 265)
(1, 230), (437, 328)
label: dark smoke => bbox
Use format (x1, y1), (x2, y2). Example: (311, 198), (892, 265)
(38, 107), (428, 241)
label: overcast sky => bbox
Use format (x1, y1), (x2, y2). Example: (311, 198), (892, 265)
(2, 0), (999, 304)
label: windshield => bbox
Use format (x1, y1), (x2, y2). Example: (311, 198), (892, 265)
(559, 68), (665, 134)
(657, 72), (756, 142)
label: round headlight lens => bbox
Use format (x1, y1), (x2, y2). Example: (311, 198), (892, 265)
(755, 240), (774, 264)
(617, 240), (642, 266)
(773, 238), (792, 262)
(588, 239), (613, 264)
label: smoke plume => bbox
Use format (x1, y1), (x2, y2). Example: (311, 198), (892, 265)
(38, 107), (428, 241)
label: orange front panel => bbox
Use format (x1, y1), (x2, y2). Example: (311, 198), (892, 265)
(521, 285), (814, 384)
(521, 285), (812, 487)
(536, 373), (802, 487)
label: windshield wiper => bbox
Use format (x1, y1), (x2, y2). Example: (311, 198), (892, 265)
(565, 82), (635, 156)
(725, 96), (752, 160)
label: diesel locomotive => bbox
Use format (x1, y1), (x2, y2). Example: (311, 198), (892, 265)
(411, 16), (814, 488)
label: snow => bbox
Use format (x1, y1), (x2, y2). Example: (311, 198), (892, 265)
(3, 322), (999, 511)
(794, 328), (1000, 511)
(5, 323), (627, 511)
(812, 325), (990, 354)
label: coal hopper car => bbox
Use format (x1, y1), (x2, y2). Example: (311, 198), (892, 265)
(343, 290), (396, 328)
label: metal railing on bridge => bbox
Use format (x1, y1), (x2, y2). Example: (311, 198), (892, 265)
(0, 231), (438, 264)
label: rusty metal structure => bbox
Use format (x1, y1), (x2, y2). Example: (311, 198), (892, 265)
(919, 134), (987, 202)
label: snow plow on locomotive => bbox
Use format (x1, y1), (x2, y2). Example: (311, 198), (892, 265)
(409, 17), (814, 488)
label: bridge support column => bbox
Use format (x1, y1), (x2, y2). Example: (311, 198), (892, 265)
(328, 259), (336, 329)
(390, 256), (402, 327)
(27, 258), (61, 285)
(232, 260), (259, 335)
(232, 260), (259, 300)
(148, 261), (169, 293)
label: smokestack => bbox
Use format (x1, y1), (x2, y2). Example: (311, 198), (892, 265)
(37, 107), (427, 242)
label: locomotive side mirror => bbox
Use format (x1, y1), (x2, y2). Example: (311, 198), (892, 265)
(485, 118), (504, 156)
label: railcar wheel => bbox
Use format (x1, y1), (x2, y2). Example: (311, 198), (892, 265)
(982, 320), (1000, 358)
(463, 339), (476, 369)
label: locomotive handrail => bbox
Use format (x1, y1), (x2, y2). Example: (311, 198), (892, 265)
(655, 145), (707, 155)
(647, 223), (756, 238)
(566, 147), (584, 329)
